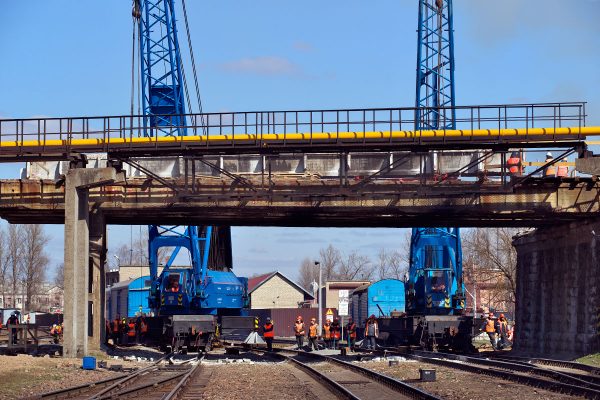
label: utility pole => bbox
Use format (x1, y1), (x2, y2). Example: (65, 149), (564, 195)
(315, 261), (322, 330)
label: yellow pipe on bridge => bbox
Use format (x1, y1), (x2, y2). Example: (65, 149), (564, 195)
(1, 126), (599, 149)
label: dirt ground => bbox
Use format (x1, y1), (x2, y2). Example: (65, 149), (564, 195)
(363, 360), (581, 400)
(198, 363), (316, 400)
(0, 354), (140, 400)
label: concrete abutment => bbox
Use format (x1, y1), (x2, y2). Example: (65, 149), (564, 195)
(514, 221), (600, 359)
(63, 168), (119, 358)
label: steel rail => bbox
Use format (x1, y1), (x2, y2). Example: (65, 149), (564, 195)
(28, 374), (128, 399)
(87, 352), (174, 400)
(412, 350), (600, 391)
(264, 348), (442, 400)
(405, 351), (600, 399)
(490, 354), (600, 376)
(162, 362), (202, 400)
(95, 367), (193, 400)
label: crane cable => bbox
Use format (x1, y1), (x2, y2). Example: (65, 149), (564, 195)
(180, 0), (207, 136)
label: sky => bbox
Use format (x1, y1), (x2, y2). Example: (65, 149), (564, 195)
(0, 0), (599, 280)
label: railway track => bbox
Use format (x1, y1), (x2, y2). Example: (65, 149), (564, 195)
(357, 347), (600, 399)
(255, 348), (442, 400)
(29, 354), (203, 400)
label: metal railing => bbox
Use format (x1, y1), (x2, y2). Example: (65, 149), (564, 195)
(0, 102), (588, 155)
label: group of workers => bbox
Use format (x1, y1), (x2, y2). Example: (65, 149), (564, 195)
(106, 314), (148, 346)
(480, 312), (513, 350)
(261, 314), (379, 352)
(507, 151), (569, 177)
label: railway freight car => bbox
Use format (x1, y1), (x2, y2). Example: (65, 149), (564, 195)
(351, 279), (405, 341)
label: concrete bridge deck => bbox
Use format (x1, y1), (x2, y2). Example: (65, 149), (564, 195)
(1, 174), (598, 227)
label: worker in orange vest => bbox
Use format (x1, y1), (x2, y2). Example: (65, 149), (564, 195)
(506, 151), (522, 176)
(112, 316), (121, 345)
(556, 160), (569, 177)
(346, 317), (357, 349)
(294, 316), (305, 350)
(496, 314), (511, 349)
(307, 317), (319, 352)
(263, 317), (274, 352)
(137, 315), (148, 344)
(543, 152), (556, 177)
(330, 318), (341, 350)
(322, 320), (332, 349)
(127, 319), (136, 344)
(479, 312), (497, 350)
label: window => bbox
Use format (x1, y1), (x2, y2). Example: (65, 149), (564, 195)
(428, 271), (448, 293)
(165, 274), (181, 292)
(17, 298), (21, 305)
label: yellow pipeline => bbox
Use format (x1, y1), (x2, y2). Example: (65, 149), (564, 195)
(1, 126), (599, 149)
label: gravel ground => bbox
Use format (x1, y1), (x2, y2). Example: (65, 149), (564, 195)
(199, 363), (315, 400)
(362, 360), (580, 400)
(0, 355), (127, 399)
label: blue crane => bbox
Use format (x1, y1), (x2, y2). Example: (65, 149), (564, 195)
(404, 0), (471, 351)
(132, 0), (249, 352)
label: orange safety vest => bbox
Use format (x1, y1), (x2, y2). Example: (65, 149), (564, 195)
(127, 323), (136, 337)
(140, 321), (148, 334)
(485, 319), (495, 333)
(331, 325), (340, 340)
(544, 158), (556, 177)
(294, 322), (305, 336)
(347, 322), (357, 339)
(112, 320), (120, 333)
(323, 324), (331, 339)
(507, 153), (521, 175)
(263, 323), (274, 338)
(308, 324), (318, 338)
(556, 165), (568, 177)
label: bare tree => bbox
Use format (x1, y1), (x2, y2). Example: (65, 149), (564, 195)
(338, 251), (374, 281)
(7, 224), (23, 308)
(0, 227), (8, 307)
(462, 228), (518, 314)
(319, 244), (342, 281)
(375, 246), (410, 281)
(54, 263), (64, 290)
(298, 257), (319, 291)
(112, 229), (169, 268)
(21, 225), (49, 311)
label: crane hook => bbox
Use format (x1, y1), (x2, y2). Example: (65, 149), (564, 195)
(132, 0), (141, 19)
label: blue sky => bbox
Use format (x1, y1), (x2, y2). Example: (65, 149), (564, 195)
(1, 0), (599, 280)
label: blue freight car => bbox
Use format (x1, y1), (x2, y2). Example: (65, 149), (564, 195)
(351, 279), (405, 332)
(106, 276), (153, 321)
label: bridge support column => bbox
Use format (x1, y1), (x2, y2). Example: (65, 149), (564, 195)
(88, 210), (106, 352)
(513, 220), (600, 359)
(63, 168), (120, 358)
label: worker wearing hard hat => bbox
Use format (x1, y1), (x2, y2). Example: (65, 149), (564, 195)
(294, 316), (305, 350)
(263, 317), (274, 352)
(495, 314), (511, 349)
(480, 312), (497, 350)
(543, 152), (555, 177)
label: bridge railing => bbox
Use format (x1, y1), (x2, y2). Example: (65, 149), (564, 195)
(0, 102), (587, 152)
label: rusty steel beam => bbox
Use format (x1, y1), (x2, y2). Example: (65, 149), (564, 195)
(0, 175), (598, 227)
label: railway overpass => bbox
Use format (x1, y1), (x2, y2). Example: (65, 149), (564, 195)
(2, 102), (600, 356)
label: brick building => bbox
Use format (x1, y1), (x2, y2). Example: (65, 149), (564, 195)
(248, 271), (314, 309)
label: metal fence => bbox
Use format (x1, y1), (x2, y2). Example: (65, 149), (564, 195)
(0, 102), (587, 149)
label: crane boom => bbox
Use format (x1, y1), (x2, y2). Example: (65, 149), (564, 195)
(409, 0), (465, 317)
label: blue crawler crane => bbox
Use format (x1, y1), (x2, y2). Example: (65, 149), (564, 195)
(147, 226), (250, 352)
(406, 0), (473, 351)
(132, 0), (252, 352)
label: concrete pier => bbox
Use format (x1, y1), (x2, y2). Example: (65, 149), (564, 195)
(63, 168), (119, 358)
(513, 221), (600, 359)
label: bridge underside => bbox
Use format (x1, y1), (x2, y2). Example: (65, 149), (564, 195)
(1, 175), (598, 227)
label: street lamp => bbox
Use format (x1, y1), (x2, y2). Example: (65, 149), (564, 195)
(315, 261), (322, 329)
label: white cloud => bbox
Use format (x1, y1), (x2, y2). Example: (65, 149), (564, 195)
(293, 41), (314, 52)
(219, 56), (302, 77)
